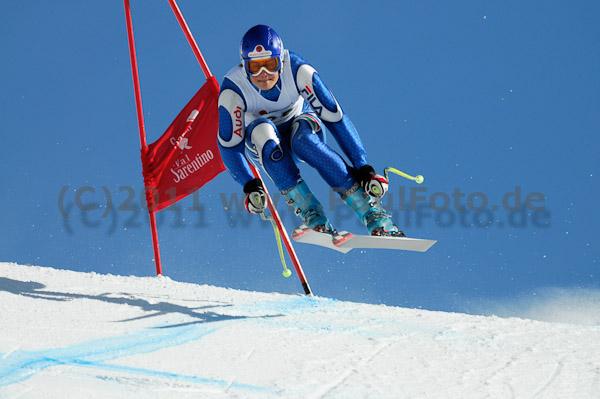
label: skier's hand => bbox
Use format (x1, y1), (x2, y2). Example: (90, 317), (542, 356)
(357, 165), (389, 199)
(243, 178), (267, 214)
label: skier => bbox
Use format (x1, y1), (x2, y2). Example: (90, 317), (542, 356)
(217, 24), (404, 237)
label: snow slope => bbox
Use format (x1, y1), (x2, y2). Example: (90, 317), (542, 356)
(1, 262), (599, 398)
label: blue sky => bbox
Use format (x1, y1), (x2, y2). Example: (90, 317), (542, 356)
(1, 0), (598, 314)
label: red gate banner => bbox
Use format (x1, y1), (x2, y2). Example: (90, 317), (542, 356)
(141, 76), (225, 212)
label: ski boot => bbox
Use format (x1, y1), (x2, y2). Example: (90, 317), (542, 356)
(343, 184), (406, 237)
(283, 180), (334, 233)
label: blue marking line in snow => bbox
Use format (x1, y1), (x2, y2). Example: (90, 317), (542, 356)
(0, 323), (272, 393)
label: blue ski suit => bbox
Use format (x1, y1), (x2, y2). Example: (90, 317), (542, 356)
(217, 50), (368, 195)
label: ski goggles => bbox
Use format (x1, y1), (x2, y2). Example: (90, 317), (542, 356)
(245, 57), (281, 76)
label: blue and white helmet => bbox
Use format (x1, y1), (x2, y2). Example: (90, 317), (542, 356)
(239, 25), (283, 76)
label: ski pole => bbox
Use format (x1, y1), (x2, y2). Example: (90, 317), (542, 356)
(260, 213), (292, 278)
(384, 167), (424, 184)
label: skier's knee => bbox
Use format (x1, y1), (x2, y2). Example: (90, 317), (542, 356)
(246, 119), (284, 166)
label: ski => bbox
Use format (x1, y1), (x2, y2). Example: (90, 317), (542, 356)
(332, 230), (436, 252)
(292, 225), (436, 253)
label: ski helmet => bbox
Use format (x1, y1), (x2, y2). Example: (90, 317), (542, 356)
(240, 25), (283, 76)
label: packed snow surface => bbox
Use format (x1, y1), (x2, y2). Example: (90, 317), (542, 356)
(1, 262), (599, 398)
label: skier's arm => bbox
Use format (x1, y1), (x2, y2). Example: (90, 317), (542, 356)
(217, 78), (255, 187)
(289, 51), (368, 170)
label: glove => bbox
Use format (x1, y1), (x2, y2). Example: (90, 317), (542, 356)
(357, 164), (389, 199)
(243, 178), (267, 214)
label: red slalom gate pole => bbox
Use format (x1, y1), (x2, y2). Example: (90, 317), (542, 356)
(166, 0), (212, 79)
(167, 0), (312, 295)
(123, 0), (162, 275)
(249, 165), (312, 296)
